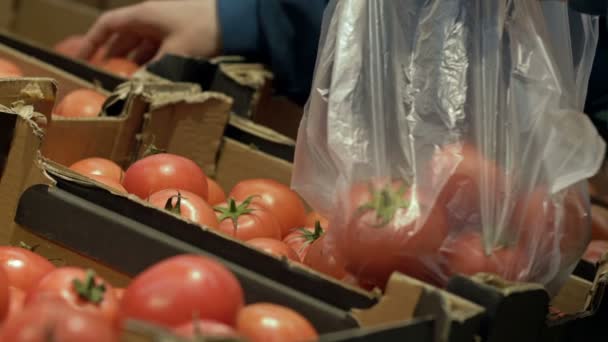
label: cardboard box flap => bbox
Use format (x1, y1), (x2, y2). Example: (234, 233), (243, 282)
(218, 62), (273, 89)
(0, 78), (56, 119)
(147, 90), (231, 110)
(41, 158), (129, 196)
(229, 114), (295, 146)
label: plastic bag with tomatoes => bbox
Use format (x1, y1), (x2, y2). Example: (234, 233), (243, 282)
(293, 0), (606, 295)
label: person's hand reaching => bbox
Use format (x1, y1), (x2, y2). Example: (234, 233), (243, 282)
(78, 0), (221, 65)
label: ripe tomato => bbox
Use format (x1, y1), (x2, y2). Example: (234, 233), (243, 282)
(69, 157), (124, 182)
(0, 58), (23, 77)
(26, 268), (119, 322)
(0, 246), (55, 294)
(6, 287), (25, 322)
(0, 299), (119, 342)
(283, 222), (325, 261)
(123, 153), (208, 200)
(230, 179), (306, 237)
(583, 240), (608, 263)
(148, 189), (219, 228)
(173, 319), (239, 339)
(305, 212), (329, 230)
(303, 235), (347, 280)
(338, 180), (449, 287)
(120, 255), (244, 327)
(214, 197), (281, 241)
(207, 178), (226, 205)
(0, 267), (9, 322)
(113, 288), (124, 302)
(247, 238), (300, 262)
(53, 35), (84, 58)
(54, 89), (107, 117)
(236, 303), (318, 342)
(100, 58), (139, 78)
(88, 174), (128, 194)
(591, 205), (608, 240)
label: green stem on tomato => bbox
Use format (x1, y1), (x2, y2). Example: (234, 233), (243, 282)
(72, 269), (106, 304)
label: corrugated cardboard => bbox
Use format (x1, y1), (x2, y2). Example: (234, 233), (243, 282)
(12, 0), (99, 47)
(0, 0), (15, 30)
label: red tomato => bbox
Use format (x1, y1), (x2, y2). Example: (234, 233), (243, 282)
(236, 303), (318, 342)
(87, 174), (128, 194)
(26, 267), (119, 323)
(247, 238), (300, 262)
(69, 157), (124, 182)
(214, 198), (281, 241)
(583, 240), (608, 263)
(148, 189), (219, 228)
(305, 212), (329, 230)
(303, 235), (347, 280)
(207, 178), (226, 205)
(591, 205), (608, 241)
(0, 58), (23, 77)
(173, 319), (239, 339)
(54, 89), (107, 117)
(0, 246), (55, 294)
(89, 47), (108, 65)
(283, 222), (325, 261)
(6, 287), (25, 322)
(230, 179), (306, 237)
(53, 35), (85, 58)
(120, 255), (244, 327)
(0, 299), (119, 342)
(113, 288), (124, 302)
(338, 180), (449, 287)
(0, 267), (9, 322)
(100, 58), (139, 78)
(123, 153), (208, 200)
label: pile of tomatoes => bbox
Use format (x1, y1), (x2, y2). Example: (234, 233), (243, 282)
(0, 247), (318, 341)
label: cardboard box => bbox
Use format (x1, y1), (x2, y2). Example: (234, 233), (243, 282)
(0, 0), (15, 30)
(1, 96), (484, 341)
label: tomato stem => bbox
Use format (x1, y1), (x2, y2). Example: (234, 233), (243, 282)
(72, 269), (106, 304)
(356, 183), (410, 227)
(18, 241), (40, 252)
(214, 196), (257, 231)
(164, 191), (185, 215)
(298, 220), (325, 244)
(142, 143), (166, 158)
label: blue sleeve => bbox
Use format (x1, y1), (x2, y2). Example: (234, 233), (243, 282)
(218, 0), (329, 105)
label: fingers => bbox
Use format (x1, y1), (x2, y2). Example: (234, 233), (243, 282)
(105, 33), (142, 59)
(133, 40), (160, 65)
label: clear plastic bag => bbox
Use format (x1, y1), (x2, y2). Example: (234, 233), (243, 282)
(293, 0), (605, 294)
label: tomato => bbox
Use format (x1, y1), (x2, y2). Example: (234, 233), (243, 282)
(148, 189), (218, 228)
(120, 255), (244, 327)
(0, 246), (55, 294)
(173, 319), (239, 339)
(26, 268), (119, 323)
(247, 238), (300, 262)
(305, 212), (329, 230)
(303, 235), (347, 280)
(100, 58), (139, 78)
(6, 287), (25, 322)
(88, 174), (128, 194)
(54, 89), (107, 117)
(53, 35), (84, 58)
(591, 205), (608, 240)
(113, 288), (124, 302)
(583, 240), (608, 263)
(0, 267), (9, 322)
(0, 58), (23, 77)
(338, 180), (449, 287)
(214, 197), (281, 241)
(207, 178), (226, 205)
(0, 299), (119, 342)
(123, 153), (208, 200)
(283, 221), (325, 261)
(236, 303), (318, 342)
(69, 157), (124, 182)
(230, 179), (306, 237)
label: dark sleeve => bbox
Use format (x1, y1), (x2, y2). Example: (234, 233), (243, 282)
(218, 0), (329, 105)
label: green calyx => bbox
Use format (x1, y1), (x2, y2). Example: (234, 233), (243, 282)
(357, 183), (410, 226)
(72, 269), (106, 304)
(214, 196), (257, 232)
(298, 220), (325, 244)
(164, 192), (186, 215)
(142, 143), (166, 158)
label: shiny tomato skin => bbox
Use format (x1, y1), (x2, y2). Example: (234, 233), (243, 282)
(440, 232), (499, 278)
(0, 247), (55, 294)
(69, 157), (124, 182)
(26, 267), (119, 323)
(0, 58), (23, 77)
(100, 58), (139, 78)
(0, 299), (119, 342)
(148, 189), (219, 228)
(247, 238), (300, 262)
(283, 228), (315, 261)
(236, 303), (318, 342)
(6, 286), (25, 322)
(230, 179), (307, 237)
(305, 212), (329, 230)
(54, 89), (107, 118)
(215, 200), (281, 241)
(303, 235), (346, 280)
(0, 267), (9, 322)
(88, 174), (128, 194)
(53, 35), (85, 58)
(113, 288), (125, 302)
(173, 320), (239, 339)
(583, 240), (608, 263)
(123, 153), (208, 200)
(207, 178), (226, 205)
(120, 255), (244, 327)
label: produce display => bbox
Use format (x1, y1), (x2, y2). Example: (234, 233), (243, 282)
(0, 58), (23, 77)
(53, 89), (107, 117)
(0, 249), (317, 341)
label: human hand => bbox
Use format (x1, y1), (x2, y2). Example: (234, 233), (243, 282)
(78, 0), (221, 65)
